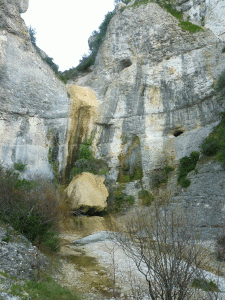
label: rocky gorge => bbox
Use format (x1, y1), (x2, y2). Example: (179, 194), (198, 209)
(0, 0), (225, 298)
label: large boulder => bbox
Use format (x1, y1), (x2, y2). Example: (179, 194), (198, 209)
(66, 172), (109, 213)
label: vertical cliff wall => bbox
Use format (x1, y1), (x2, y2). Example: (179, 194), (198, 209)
(0, 0), (70, 178)
(74, 2), (225, 187)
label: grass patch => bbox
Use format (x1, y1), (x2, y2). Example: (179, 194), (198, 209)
(178, 151), (199, 188)
(192, 278), (218, 292)
(11, 277), (80, 300)
(138, 189), (154, 206)
(178, 21), (203, 33)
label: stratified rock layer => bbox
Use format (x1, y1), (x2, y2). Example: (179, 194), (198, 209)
(75, 2), (225, 186)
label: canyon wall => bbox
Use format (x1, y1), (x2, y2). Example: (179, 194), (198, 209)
(74, 1), (225, 188)
(0, 0), (70, 178)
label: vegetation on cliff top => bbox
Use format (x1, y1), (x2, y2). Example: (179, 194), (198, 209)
(61, 10), (115, 81)
(28, 26), (67, 84)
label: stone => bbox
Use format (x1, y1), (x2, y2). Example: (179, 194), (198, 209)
(66, 172), (109, 212)
(174, 0), (225, 41)
(0, 0), (70, 179)
(74, 2), (225, 187)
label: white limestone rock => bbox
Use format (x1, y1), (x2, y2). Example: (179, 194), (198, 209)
(74, 2), (225, 186)
(0, 1), (70, 178)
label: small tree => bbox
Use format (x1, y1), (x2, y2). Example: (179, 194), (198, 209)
(113, 206), (217, 300)
(28, 26), (37, 46)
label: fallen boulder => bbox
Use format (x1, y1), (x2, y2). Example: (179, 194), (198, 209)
(66, 172), (109, 213)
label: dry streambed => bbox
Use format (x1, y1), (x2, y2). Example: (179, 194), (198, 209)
(57, 216), (225, 300)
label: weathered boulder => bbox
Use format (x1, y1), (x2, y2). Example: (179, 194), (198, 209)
(0, 0), (70, 178)
(66, 172), (109, 212)
(74, 2), (225, 187)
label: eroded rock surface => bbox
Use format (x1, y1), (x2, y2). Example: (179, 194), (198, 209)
(74, 2), (225, 186)
(0, 0), (70, 178)
(66, 172), (109, 212)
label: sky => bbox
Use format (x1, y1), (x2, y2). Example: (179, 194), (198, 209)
(22, 0), (115, 71)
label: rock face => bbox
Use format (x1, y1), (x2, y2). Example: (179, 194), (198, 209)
(75, 2), (225, 187)
(65, 84), (99, 177)
(0, 0), (70, 178)
(66, 172), (109, 212)
(165, 159), (225, 240)
(174, 0), (225, 41)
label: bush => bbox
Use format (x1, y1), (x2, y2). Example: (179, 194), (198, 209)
(14, 160), (26, 172)
(192, 278), (218, 292)
(138, 189), (154, 206)
(215, 70), (225, 96)
(28, 26), (37, 46)
(201, 111), (225, 163)
(61, 10), (115, 80)
(152, 165), (174, 187)
(112, 186), (135, 212)
(0, 167), (68, 253)
(178, 151), (199, 188)
(69, 158), (108, 181)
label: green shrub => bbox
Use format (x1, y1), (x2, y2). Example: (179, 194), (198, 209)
(14, 160), (26, 172)
(79, 143), (92, 160)
(222, 46), (225, 53)
(192, 278), (218, 292)
(69, 158), (108, 180)
(178, 21), (203, 33)
(28, 26), (37, 46)
(61, 10), (115, 80)
(126, 195), (135, 204)
(113, 187), (135, 212)
(201, 111), (225, 163)
(152, 165), (174, 187)
(138, 189), (154, 206)
(0, 168), (67, 253)
(178, 151), (199, 188)
(215, 70), (225, 96)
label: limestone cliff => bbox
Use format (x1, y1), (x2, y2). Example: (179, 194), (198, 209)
(0, 0), (70, 178)
(174, 0), (225, 41)
(74, 1), (225, 188)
